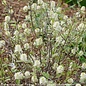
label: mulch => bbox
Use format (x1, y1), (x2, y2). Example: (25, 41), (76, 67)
(0, 0), (75, 23)
(0, 0), (27, 23)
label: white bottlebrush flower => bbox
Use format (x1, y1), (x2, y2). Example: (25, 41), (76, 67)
(39, 76), (47, 85)
(4, 22), (9, 31)
(77, 23), (84, 30)
(14, 72), (24, 79)
(37, 5), (41, 10)
(67, 78), (74, 84)
(5, 31), (10, 37)
(42, 2), (47, 9)
(53, 21), (62, 31)
(63, 15), (68, 20)
(35, 28), (40, 33)
(75, 83), (81, 86)
(2, 0), (7, 5)
(9, 63), (16, 69)
(71, 48), (76, 54)
(56, 65), (64, 74)
(81, 63), (86, 69)
(14, 44), (22, 53)
(56, 7), (62, 13)
(20, 53), (27, 62)
(24, 28), (31, 36)
(38, 0), (43, 5)
(50, 1), (55, 9)
(31, 75), (38, 83)
(25, 15), (30, 21)
(53, 13), (58, 20)
(52, 63), (58, 70)
(68, 62), (73, 71)
(48, 10), (54, 18)
(80, 72), (86, 83)
(47, 82), (56, 86)
(31, 3), (37, 10)
(9, 9), (14, 14)
(67, 18), (72, 25)
(61, 40), (65, 45)
(56, 36), (63, 44)
(0, 40), (5, 48)
(75, 12), (81, 17)
(24, 43), (30, 50)
(25, 71), (30, 78)
(78, 50), (84, 56)
(34, 60), (40, 67)
(5, 16), (10, 23)
(34, 37), (43, 46)
(14, 30), (19, 36)
(23, 6), (28, 12)
(61, 21), (65, 25)
(28, 5), (30, 10)
(81, 6), (85, 12)
(22, 23), (27, 29)
(53, 21), (59, 28)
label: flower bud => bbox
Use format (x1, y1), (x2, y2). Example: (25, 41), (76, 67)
(23, 6), (28, 12)
(31, 75), (38, 83)
(81, 6), (85, 12)
(80, 72), (86, 83)
(24, 43), (30, 50)
(5, 31), (11, 37)
(81, 63), (86, 69)
(14, 72), (24, 79)
(14, 30), (19, 36)
(20, 53), (27, 62)
(31, 3), (37, 10)
(67, 78), (74, 84)
(34, 60), (40, 67)
(56, 65), (64, 74)
(52, 63), (58, 70)
(50, 1), (55, 9)
(38, 0), (43, 5)
(34, 37), (43, 46)
(56, 7), (62, 13)
(0, 40), (5, 48)
(75, 83), (81, 86)
(4, 22), (9, 30)
(39, 76), (47, 85)
(24, 28), (31, 36)
(5, 16), (10, 23)
(78, 50), (84, 56)
(22, 23), (27, 29)
(14, 44), (22, 53)
(25, 15), (30, 21)
(9, 9), (14, 14)
(25, 71), (30, 78)
(56, 36), (63, 44)
(63, 15), (68, 20)
(75, 12), (81, 17)
(37, 6), (41, 10)
(71, 48), (76, 54)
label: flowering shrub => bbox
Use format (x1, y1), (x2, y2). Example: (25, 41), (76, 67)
(0, 0), (86, 85)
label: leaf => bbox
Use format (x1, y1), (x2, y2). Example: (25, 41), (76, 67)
(42, 72), (50, 79)
(79, 56), (86, 63)
(16, 79), (20, 84)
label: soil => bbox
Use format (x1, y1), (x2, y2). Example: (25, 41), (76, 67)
(0, 0), (75, 23)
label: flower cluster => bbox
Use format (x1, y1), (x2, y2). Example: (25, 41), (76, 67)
(0, 0), (86, 85)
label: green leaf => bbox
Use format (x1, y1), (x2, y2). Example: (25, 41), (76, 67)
(79, 56), (86, 63)
(42, 72), (50, 79)
(16, 79), (20, 84)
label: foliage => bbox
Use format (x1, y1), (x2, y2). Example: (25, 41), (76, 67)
(0, 0), (86, 85)
(65, 0), (86, 7)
